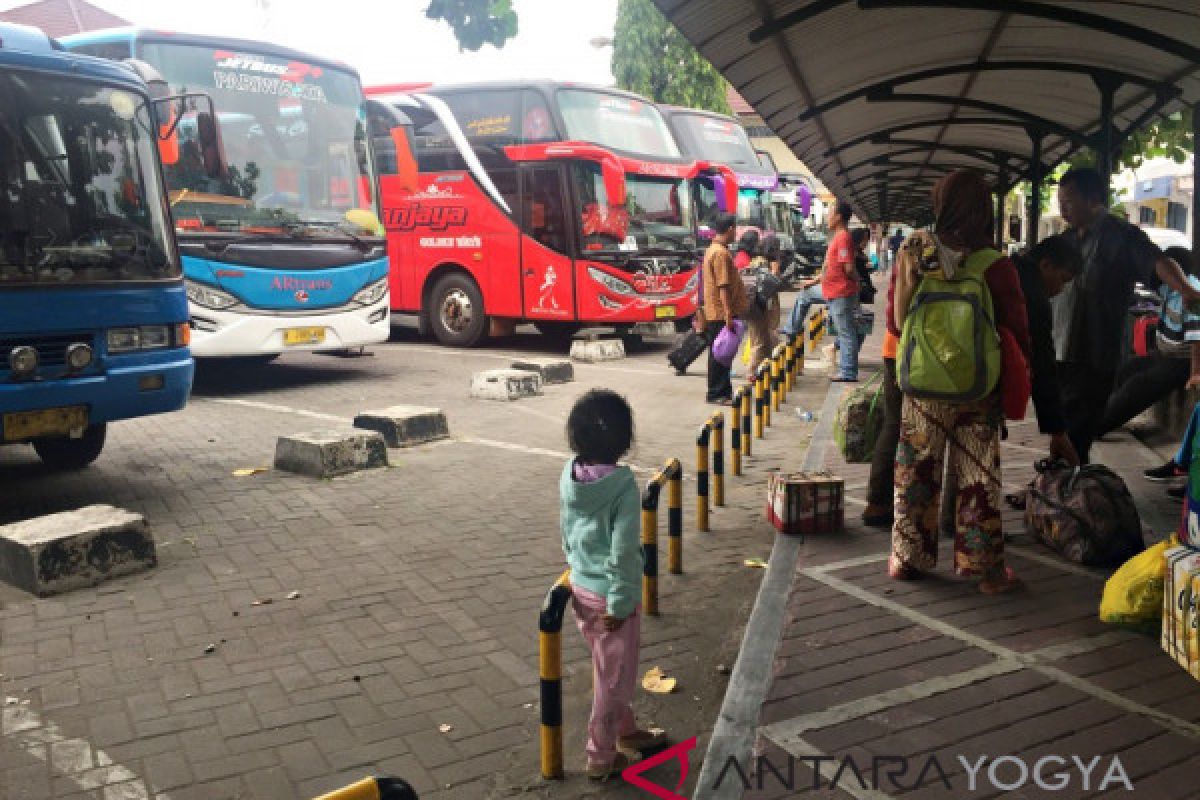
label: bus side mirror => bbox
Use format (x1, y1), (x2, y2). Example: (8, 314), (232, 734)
(153, 92), (228, 179)
(600, 156), (625, 207)
(367, 99), (419, 193)
(710, 175), (728, 213)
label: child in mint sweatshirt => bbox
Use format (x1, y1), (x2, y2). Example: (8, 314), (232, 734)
(561, 389), (666, 780)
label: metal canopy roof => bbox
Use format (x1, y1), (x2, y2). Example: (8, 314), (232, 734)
(651, 1), (1200, 224)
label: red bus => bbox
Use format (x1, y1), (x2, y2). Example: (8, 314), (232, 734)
(366, 81), (736, 347)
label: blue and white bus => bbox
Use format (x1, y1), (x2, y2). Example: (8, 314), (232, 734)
(0, 23), (192, 468)
(63, 29), (392, 358)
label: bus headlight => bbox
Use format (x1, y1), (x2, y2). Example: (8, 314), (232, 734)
(353, 278), (388, 306)
(684, 271), (699, 292)
(186, 281), (238, 310)
(107, 326), (171, 353)
(9, 346), (38, 377)
(587, 267), (637, 296)
(65, 343), (94, 371)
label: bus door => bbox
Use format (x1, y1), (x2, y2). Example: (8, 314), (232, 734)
(518, 164), (575, 320)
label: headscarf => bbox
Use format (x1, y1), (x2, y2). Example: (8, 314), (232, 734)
(931, 169), (995, 252)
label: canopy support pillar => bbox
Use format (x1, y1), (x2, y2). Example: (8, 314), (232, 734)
(1093, 75), (1122, 194)
(1194, 104), (1199, 258)
(1026, 130), (1043, 247)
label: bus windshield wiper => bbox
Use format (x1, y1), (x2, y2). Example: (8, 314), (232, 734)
(280, 219), (370, 249)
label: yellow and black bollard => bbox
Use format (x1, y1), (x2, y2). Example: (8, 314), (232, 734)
(711, 412), (725, 507)
(696, 419), (712, 532)
(753, 368), (766, 440)
(314, 777), (418, 800)
(784, 337), (796, 393)
(667, 460), (683, 573)
(740, 383), (753, 458)
(793, 332), (805, 379)
(730, 392), (743, 477)
(771, 344), (785, 409)
(643, 458), (684, 577)
(538, 570), (572, 780)
(639, 487), (659, 616)
(761, 362), (773, 429)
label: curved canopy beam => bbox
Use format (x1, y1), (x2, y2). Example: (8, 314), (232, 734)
(836, 150), (1005, 178)
(797, 60), (1171, 122)
(750, 0), (1200, 64)
(836, 142), (1031, 176)
(856, 1), (1200, 64)
(822, 118), (1050, 158)
(842, 165), (957, 189)
(865, 90), (1091, 144)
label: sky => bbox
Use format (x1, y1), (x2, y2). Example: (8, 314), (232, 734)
(3, 0), (620, 86)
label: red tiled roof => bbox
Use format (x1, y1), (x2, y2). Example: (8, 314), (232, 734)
(726, 85), (754, 116)
(0, 0), (128, 38)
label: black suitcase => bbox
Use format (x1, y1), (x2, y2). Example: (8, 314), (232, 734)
(668, 330), (709, 374)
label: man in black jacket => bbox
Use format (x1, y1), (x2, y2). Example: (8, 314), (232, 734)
(1015, 234), (1085, 465)
(1053, 167), (1199, 463)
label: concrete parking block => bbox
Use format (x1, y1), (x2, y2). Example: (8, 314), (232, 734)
(469, 369), (544, 401)
(510, 359), (574, 385)
(274, 430), (388, 478)
(353, 405), (450, 447)
(0, 505), (154, 596)
(569, 337), (626, 363)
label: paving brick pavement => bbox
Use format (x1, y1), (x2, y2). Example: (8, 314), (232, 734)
(708, 335), (1200, 800)
(0, 313), (833, 799)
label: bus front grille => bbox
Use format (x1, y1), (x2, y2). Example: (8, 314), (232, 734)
(0, 332), (95, 375)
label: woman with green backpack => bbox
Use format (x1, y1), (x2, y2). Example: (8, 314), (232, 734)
(889, 170), (1031, 595)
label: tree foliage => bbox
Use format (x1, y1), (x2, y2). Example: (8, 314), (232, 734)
(425, 0), (519, 52)
(611, 0), (730, 114)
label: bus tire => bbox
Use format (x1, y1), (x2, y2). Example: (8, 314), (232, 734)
(33, 424), (107, 470)
(429, 273), (487, 347)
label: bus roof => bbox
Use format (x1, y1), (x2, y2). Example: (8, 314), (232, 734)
(425, 79), (654, 105)
(658, 104), (776, 185)
(60, 27), (361, 78)
(0, 22), (147, 93)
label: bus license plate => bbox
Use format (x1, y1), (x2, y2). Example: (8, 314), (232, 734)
(655, 305), (677, 319)
(283, 327), (326, 346)
(3, 406), (88, 442)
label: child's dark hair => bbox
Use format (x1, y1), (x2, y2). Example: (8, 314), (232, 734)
(567, 389), (634, 464)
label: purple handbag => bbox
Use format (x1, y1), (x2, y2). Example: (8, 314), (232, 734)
(711, 319), (746, 366)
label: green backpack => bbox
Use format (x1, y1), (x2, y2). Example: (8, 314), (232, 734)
(898, 248), (1002, 402)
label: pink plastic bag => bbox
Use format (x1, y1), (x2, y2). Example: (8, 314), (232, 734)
(711, 319), (746, 366)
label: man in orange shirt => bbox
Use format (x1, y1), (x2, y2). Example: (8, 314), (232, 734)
(699, 212), (750, 404)
(821, 201), (861, 381)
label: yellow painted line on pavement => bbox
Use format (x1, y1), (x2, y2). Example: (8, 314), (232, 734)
(3, 704), (165, 799)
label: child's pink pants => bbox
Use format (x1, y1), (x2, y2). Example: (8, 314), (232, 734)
(571, 585), (640, 765)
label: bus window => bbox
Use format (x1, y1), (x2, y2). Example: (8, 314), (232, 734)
(69, 40), (132, 60)
(520, 89), (556, 144)
(489, 167), (519, 216)
(523, 166), (568, 253)
(440, 90), (521, 145)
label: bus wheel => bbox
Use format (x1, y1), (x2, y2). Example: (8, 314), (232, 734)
(429, 273), (487, 347)
(33, 424), (107, 470)
(533, 321), (581, 347)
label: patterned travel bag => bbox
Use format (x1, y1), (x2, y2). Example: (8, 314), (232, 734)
(833, 371), (884, 463)
(1024, 459), (1145, 566)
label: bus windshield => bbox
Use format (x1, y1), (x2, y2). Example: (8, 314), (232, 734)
(558, 89), (680, 159)
(737, 189), (767, 229)
(671, 113), (760, 168)
(141, 41), (379, 239)
(0, 70), (176, 285)
(574, 163), (694, 254)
